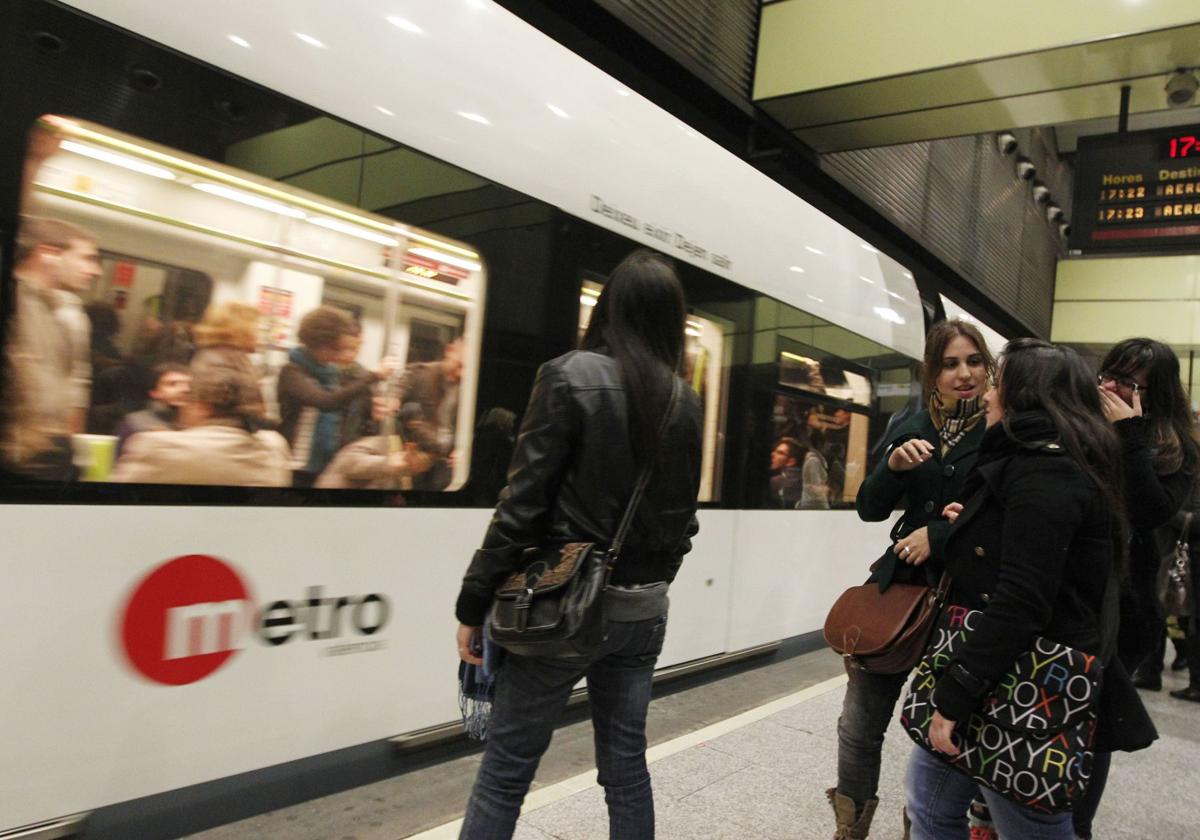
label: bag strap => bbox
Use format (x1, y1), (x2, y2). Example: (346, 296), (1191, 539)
(611, 376), (680, 560)
(1179, 511), (1193, 547)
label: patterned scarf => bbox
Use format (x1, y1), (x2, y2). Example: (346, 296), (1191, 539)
(929, 390), (986, 455)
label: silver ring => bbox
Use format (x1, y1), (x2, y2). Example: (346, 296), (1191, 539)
(902, 546), (911, 555)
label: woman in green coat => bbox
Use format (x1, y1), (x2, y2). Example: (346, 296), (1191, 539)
(828, 319), (994, 839)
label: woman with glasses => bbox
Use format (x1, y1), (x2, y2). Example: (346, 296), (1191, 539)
(1075, 337), (1200, 840)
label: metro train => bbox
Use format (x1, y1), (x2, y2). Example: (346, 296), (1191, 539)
(0, 1), (936, 836)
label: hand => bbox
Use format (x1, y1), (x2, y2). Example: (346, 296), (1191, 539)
(887, 439), (935, 472)
(942, 502), (963, 524)
(1098, 387), (1141, 423)
(457, 623), (483, 666)
(929, 710), (959, 756)
(894, 526), (931, 566)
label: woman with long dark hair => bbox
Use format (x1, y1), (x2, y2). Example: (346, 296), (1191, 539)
(454, 249), (703, 840)
(1072, 337), (1199, 840)
(905, 339), (1123, 839)
(830, 319), (994, 838)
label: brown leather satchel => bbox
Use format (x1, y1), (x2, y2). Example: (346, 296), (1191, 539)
(823, 573), (949, 674)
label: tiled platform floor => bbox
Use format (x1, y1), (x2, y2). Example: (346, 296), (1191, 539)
(188, 651), (1199, 839)
(499, 669), (1199, 840)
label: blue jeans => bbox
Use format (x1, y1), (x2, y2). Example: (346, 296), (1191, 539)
(905, 745), (1074, 840)
(836, 662), (909, 804)
(459, 614), (668, 840)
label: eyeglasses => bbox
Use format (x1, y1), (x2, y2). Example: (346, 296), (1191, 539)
(1098, 371), (1142, 394)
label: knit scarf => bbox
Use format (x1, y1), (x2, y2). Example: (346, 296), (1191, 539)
(929, 390), (985, 455)
(289, 347), (341, 474)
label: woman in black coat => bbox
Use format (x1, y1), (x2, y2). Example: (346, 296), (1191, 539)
(454, 251), (703, 840)
(906, 339), (1123, 839)
(830, 319), (994, 838)
(1074, 338), (1200, 840)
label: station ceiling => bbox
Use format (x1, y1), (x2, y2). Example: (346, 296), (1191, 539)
(755, 0), (1200, 154)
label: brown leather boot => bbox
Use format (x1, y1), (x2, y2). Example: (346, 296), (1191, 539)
(827, 787), (879, 839)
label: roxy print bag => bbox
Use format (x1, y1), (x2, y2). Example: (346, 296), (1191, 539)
(900, 604), (1103, 813)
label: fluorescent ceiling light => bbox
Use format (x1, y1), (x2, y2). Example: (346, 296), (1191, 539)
(192, 182), (306, 218)
(874, 307), (906, 325)
(546, 103), (569, 119)
(308, 216), (398, 246)
(581, 286), (600, 297)
(887, 290), (906, 302)
(616, 89), (631, 97)
(579, 295), (597, 307)
(61, 140), (177, 180)
(859, 275), (875, 285)
(409, 246), (482, 272)
(376, 106), (395, 116)
(860, 243), (878, 253)
(295, 33), (326, 48)
(805, 246), (824, 255)
(228, 35), (250, 48)
(387, 16), (424, 34)
(457, 111), (491, 125)
(686, 319), (702, 330)
(789, 266), (804, 273)
(902, 270), (914, 279)
(807, 295), (825, 303)
(685, 327), (701, 337)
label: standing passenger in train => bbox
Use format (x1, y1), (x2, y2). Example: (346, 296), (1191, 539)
(800, 427), (831, 509)
(50, 230), (100, 435)
(829, 319), (993, 839)
(277, 306), (391, 487)
(4, 217), (99, 473)
(399, 336), (463, 491)
(1072, 338), (1199, 840)
(454, 250), (703, 840)
(111, 360), (289, 486)
(767, 436), (805, 508)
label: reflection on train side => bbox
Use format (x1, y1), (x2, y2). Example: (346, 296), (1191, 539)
(767, 349), (874, 510)
(3, 116), (484, 490)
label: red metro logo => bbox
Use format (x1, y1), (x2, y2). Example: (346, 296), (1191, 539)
(121, 554), (252, 685)
(120, 555), (391, 686)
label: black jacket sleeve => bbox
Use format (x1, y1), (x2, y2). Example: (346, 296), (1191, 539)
(455, 362), (574, 625)
(933, 457), (1091, 720)
(855, 431), (921, 521)
(1115, 416), (1190, 531)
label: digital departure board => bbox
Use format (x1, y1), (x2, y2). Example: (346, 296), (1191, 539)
(1070, 124), (1200, 254)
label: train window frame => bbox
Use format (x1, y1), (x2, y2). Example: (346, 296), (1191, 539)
(2, 115), (488, 503)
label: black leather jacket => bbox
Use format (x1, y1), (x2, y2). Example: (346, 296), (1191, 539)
(455, 350), (703, 625)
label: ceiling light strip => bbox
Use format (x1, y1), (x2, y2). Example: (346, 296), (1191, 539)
(41, 117), (480, 261)
(34, 183), (472, 301)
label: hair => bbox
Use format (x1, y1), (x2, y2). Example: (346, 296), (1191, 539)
(1100, 338), (1200, 475)
(998, 338), (1127, 571)
(150, 362), (190, 391)
(15, 216), (97, 264)
(921, 318), (996, 400)
(194, 301), (260, 352)
(189, 362), (263, 425)
(774, 437), (804, 465)
(581, 249), (686, 465)
(297, 305), (355, 353)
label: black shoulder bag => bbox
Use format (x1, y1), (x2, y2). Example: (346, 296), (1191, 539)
(488, 378), (679, 659)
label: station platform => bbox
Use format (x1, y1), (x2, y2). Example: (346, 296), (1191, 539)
(185, 649), (1197, 840)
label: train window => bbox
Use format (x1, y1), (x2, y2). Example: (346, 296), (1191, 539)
(3, 116), (484, 491)
(767, 392), (869, 510)
(577, 276), (730, 503)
